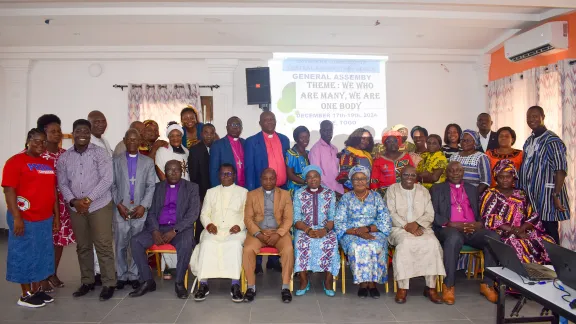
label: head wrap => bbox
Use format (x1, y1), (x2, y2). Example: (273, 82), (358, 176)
(302, 165), (322, 179)
(462, 129), (480, 149)
(410, 126), (428, 140)
(348, 165), (370, 180)
(166, 123), (184, 138)
(143, 120), (158, 128)
(392, 124), (408, 132)
(493, 159), (518, 180)
(381, 130), (403, 146)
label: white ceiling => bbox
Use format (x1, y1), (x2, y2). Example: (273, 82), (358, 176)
(0, 1), (573, 53)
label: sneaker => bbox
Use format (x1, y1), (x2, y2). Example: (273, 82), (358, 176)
(231, 284), (243, 303)
(244, 288), (256, 302)
(17, 293), (45, 308)
(194, 283), (209, 302)
(33, 291), (54, 303)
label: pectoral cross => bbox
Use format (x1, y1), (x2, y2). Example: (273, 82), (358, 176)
(129, 177), (136, 186)
(456, 204), (462, 213)
(237, 159), (243, 168)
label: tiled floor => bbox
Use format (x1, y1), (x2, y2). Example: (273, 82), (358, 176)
(0, 234), (550, 324)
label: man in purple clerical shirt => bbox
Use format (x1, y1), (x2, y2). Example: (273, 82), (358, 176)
(111, 129), (156, 291)
(129, 160), (200, 299)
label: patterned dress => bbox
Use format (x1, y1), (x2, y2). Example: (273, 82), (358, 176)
(486, 149), (523, 188)
(293, 187), (340, 276)
(416, 151), (447, 189)
(30, 149), (75, 246)
(334, 191), (392, 284)
(518, 130), (570, 222)
(480, 188), (555, 264)
(285, 147), (310, 197)
(442, 145), (461, 160)
(372, 141), (416, 158)
(449, 151), (491, 187)
(370, 153), (414, 198)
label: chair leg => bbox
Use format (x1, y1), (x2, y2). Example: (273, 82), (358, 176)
(240, 268), (246, 293)
(385, 282), (389, 293)
(184, 269), (188, 290)
(333, 275), (337, 292)
(480, 252), (485, 280)
(436, 276), (441, 293)
(394, 280), (397, 293)
(466, 254), (473, 279)
(155, 253), (162, 278)
(290, 272), (294, 292)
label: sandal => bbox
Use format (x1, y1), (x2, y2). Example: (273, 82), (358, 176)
(48, 275), (64, 288)
(40, 281), (54, 293)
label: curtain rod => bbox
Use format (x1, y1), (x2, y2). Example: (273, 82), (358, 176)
(112, 84), (220, 91)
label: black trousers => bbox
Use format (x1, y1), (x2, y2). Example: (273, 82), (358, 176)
(435, 227), (500, 287)
(131, 225), (194, 283)
(542, 221), (560, 244)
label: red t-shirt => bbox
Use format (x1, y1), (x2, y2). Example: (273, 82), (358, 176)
(2, 152), (56, 222)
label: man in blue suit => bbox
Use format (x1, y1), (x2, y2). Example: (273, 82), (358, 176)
(209, 117), (246, 188)
(245, 111), (290, 191)
(244, 111), (290, 273)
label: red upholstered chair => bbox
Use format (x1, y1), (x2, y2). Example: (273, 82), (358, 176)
(146, 244), (189, 289)
(240, 246), (294, 293)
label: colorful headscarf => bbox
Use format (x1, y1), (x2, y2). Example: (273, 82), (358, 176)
(381, 130), (404, 146)
(392, 124), (408, 132)
(302, 165), (322, 179)
(143, 120), (158, 128)
(348, 165), (370, 180)
(410, 126), (428, 140)
(462, 129), (480, 149)
(493, 159), (518, 180)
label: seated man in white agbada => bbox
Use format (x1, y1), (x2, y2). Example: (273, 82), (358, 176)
(190, 163), (248, 302)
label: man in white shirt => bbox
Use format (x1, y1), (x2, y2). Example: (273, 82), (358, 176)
(87, 110), (112, 285)
(476, 113), (498, 153)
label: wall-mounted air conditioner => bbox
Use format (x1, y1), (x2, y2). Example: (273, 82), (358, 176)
(504, 21), (568, 62)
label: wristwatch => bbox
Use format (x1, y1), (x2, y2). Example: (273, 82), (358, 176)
(69, 199), (76, 208)
(173, 229), (179, 233)
(552, 192), (561, 198)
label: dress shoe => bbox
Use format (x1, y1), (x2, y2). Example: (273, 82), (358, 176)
(194, 283), (209, 301)
(94, 273), (102, 286)
(479, 283), (498, 303)
(244, 288), (256, 302)
(129, 280), (156, 297)
(281, 288), (292, 303)
(441, 283), (455, 305)
(357, 287), (368, 299)
(424, 287), (443, 304)
(99, 286), (115, 301)
(395, 288), (408, 304)
(130, 280), (140, 290)
(116, 280), (128, 290)
(255, 264), (264, 275)
(72, 283), (95, 297)
(175, 282), (188, 299)
(369, 287), (380, 299)
(231, 284), (243, 303)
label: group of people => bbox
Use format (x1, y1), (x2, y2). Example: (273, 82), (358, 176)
(2, 104), (569, 308)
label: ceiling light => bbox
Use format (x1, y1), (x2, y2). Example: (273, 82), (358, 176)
(73, 32), (81, 36)
(416, 34), (424, 38)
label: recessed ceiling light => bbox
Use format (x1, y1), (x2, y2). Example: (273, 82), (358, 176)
(73, 32), (81, 36)
(218, 31), (227, 36)
(416, 34), (424, 38)
(204, 18), (222, 23)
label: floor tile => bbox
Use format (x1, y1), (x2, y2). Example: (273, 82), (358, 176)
(319, 296), (396, 323)
(250, 298), (323, 323)
(0, 297), (121, 322)
(101, 298), (186, 323)
(176, 298), (250, 323)
(384, 297), (468, 322)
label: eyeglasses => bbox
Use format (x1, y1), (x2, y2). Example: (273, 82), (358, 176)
(351, 177), (368, 183)
(220, 171), (234, 177)
(228, 123), (242, 128)
(402, 173), (417, 178)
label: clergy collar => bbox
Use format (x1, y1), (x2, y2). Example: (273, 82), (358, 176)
(306, 186), (324, 194)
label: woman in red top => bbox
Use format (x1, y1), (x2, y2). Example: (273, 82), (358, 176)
(2, 128), (60, 308)
(370, 131), (414, 198)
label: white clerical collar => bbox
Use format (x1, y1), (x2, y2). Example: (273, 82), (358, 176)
(310, 188), (319, 192)
(455, 184), (461, 188)
(267, 134), (273, 138)
(169, 184), (176, 188)
(265, 190), (272, 194)
(233, 137), (239, 141)
(128, 154), (137, 158)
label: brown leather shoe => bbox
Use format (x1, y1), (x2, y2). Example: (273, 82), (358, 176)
(441, 283), (455, 305)
(395, 288), (408, 304)
(479, 283), (498, 303)
(423, 287), (443, 304)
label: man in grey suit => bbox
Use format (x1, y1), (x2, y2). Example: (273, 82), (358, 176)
(129, 160), (200, 299)
(430, 161), (499, 305)
(112, 129), (156, 290)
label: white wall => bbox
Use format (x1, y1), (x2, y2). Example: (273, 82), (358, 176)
(0, 57), (484, 228)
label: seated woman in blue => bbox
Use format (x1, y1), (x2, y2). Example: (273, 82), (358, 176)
(335, 165), (392, 299)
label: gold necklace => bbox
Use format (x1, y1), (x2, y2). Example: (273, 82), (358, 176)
(354, 190), (369, 202)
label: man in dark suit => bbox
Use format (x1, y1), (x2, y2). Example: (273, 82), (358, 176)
(430, 161), (499, 305)
(188, 123), (216, 243)
(477, 113), (498, 152)
(209, 117), (245, 188)
(129, 160), (200, 299)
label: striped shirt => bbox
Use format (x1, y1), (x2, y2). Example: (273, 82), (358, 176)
(518, 130), (570, 222)
(57, 143), (113, 213)
(449, 151), (491, 187)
